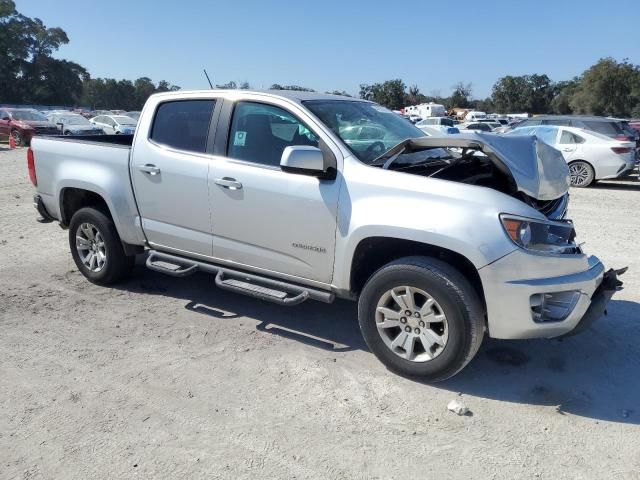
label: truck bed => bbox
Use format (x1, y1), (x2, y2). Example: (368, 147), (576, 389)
(31, 134), (142, 246)
(40, 134), (134, 147)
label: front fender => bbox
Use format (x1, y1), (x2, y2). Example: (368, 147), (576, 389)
(331, 156), (543, 291)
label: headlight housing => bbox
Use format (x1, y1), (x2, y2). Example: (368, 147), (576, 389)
(500, 215), (579, 254)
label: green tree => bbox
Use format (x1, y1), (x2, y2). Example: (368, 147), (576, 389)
(551, 78), (580, 114)
(270, 84), (315, 91)
(570, 58), (640, 117)
(0, 0), (86, 104)
(359, 79), (407, 110)
(326, 90), (352, 97)
(491, 75), (532, 113)
(449, 82), (473, 108)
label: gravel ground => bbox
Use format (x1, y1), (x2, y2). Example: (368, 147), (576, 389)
(1, 146), (639, 479)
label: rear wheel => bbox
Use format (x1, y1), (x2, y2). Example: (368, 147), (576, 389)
(11, 129), (23, 146)
(69, 207), (135, 285)
(569, 161), (595, 187)
(358, 256), (485, 382)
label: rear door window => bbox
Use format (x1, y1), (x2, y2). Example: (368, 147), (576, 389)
(150, 100), (216, 153)
(559, 130), (584, 144)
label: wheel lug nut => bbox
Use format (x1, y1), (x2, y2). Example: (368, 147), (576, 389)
(405, 326), (411, 332)
(414, 312), (420, 318)
(405, 310), (411, 316)
(400, 317), (407, 323)
(414, 328), (420, 334)
(419, 321), (425, 327)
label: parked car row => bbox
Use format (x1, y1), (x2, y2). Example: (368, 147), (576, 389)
(0, 106), (140, 145)
(0, 108), (59, 146)
(410, 111), (638, 187)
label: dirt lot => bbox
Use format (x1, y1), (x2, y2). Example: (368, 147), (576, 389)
(1, 145), (639, 479)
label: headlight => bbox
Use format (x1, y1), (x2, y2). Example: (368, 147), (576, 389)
(500, 215), (578, 254)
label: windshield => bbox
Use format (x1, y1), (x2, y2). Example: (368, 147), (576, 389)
(112, 116), (137, 126)
(303, 100), (425, 163)
(11, 110), (48, 121)
(59, 115), (91, 125)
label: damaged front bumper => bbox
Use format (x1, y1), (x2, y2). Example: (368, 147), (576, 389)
(561, 267), (627, 337)
(479, 250), (626, 339)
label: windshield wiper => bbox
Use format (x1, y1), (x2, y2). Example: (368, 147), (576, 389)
(381, 148), (406, 170)
(368, 140), (407, 166)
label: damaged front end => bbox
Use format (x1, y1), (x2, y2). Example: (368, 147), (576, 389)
(376, 133), (571, 219)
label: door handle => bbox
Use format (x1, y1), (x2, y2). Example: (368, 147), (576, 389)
(561, 147), (574, 152)
(214, 177), (243, 190)
(138, 164), (160, 175)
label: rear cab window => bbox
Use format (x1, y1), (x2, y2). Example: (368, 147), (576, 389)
(150, 100), (216, 153)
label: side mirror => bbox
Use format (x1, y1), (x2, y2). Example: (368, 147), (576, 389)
(2, 116), (10, 121)
(280, 146), (331, 177)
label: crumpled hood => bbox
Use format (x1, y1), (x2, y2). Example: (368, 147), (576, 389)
(408, 133), (570, 200)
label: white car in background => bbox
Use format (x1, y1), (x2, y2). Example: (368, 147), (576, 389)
(464, 111), (487, 122)
(507, 125), (636, 187)
(90, 114), (137, 135)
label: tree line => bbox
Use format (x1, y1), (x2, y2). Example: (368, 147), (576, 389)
(359, 58), (640, 118)
(0, 0), (178, 110)
(2, 0), (639, 117)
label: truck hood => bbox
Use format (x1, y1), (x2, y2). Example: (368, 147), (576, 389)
(403, 133), (570, 201)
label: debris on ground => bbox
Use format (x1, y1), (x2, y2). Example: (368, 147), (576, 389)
(447, 399), (470, 416)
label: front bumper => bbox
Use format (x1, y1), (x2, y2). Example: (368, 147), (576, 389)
(479, 250), (625, 339)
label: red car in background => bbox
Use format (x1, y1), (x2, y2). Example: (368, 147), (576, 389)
(0, 108), (59, 146)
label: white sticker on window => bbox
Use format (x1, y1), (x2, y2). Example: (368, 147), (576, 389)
(233, 131), (247, 146)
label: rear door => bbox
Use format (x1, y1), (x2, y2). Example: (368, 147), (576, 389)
(207, 99), (341, 284)
(130, 98), (219, 257)
(558, 129), (584, 162)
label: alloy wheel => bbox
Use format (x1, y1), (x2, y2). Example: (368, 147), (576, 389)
(75, 222), (107, 272)
(375, 286), (448, 362)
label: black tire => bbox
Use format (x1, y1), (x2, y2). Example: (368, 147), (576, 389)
(11, 129), (23, 146)
(68, 207), (135, 285)
(358, 256), (485, 382)
(569, 160), (595, 187)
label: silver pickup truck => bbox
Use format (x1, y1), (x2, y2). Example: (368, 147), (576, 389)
(29, 90), (625, 381)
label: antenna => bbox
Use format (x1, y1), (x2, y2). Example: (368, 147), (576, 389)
(203, 69), (213, 89)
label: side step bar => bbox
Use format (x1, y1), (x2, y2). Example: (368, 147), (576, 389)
(145, 250), (334, 306)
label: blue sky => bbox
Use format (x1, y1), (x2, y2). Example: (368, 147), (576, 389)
(15, 0), (640, 98)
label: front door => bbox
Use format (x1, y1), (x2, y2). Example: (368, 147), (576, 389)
(130, 98), (217, 257)
(208, 100), (341, 284)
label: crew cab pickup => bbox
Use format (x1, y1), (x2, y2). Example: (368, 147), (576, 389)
(29, 90), (625, 381)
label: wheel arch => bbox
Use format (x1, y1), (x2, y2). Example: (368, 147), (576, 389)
(568, 159), (598, 180)
(60, 187), (143, 255)
(349, 236), (485, 310)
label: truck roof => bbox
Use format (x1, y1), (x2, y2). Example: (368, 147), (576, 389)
(150, 89), (368, 104)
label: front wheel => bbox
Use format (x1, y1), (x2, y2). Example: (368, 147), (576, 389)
(569, 161), (595, 187)
(358, 256), (485, 382)
(69, 207), (135, 285)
